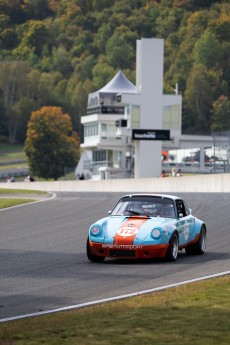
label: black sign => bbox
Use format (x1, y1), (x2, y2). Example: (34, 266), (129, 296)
(102, 106), (124, 114)
(116, 119), (127, 127)
(87, 105), (125, 115)
(132, 129), (170, 141)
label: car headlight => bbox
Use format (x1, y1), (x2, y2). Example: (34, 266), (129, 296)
(90, 225), (101, 236)
(151, 228), (162, 239)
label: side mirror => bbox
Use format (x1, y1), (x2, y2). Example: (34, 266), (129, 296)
(108, 210), (112, 215)
(179, 213), (184, 218)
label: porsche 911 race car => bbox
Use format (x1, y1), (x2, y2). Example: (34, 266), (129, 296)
(86, 194), (207, 262)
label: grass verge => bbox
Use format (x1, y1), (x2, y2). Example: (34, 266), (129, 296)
(0, 189), (46, 195)
(0, 144), (26, 162)
(0, 189), (48, 208)
(0, 163), (28, 171)
(0, 198), (36, 209)
(0, 276), (229, 345)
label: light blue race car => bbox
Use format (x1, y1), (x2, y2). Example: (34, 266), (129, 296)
(87, 194), (207, 262)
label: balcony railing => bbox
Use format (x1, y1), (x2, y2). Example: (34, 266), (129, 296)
(86, 161), (121, 176)
(87, 105), (125, 115)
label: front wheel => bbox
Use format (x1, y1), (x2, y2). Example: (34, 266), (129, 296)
(185, 226), (206, 255)
(86, 237), (105, 262)
(165, 232), (179, 262)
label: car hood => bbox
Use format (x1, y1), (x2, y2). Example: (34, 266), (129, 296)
(102, 216), (174, 244)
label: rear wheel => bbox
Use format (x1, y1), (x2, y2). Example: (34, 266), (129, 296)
(86, 237), (105, 262)
(165, 232), (179, 262)
(185, 226), (206, 255)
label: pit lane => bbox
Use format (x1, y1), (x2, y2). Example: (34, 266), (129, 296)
(0, 192), (229, 321)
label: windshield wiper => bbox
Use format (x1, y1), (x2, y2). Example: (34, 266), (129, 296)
(123, 210), (150, 217)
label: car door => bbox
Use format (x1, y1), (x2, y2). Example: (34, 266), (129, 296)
(175, 199), (195, 246)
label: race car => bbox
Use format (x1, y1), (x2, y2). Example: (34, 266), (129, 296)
(86, 194), (206, 262)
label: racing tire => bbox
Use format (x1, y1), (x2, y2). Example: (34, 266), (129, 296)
(165, 232), (179, 262)
(185, 226), (206, 256)
(86, 237), (105, 262)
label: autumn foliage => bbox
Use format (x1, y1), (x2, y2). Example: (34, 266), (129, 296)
(0, 1), (229, 140)
(25, 106), (80, 180)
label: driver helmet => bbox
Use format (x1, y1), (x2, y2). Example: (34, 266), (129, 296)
(162, 203), (174, 217)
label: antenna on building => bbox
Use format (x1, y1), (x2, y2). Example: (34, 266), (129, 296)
(174, 83), (178, 95)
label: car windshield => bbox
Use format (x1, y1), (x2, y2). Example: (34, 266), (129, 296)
(111, 196), (176, 218)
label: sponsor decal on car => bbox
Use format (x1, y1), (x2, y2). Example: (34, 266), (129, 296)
(114, 218), (147, 245)
(102, 244), (143, 250)
(184, 222), (190, 240)
(163, 224), (175, 236)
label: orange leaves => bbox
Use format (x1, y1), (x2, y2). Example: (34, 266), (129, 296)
(25, 106), (80, 180)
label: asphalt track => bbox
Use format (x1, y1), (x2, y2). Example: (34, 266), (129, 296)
(0, 192), (229, 321)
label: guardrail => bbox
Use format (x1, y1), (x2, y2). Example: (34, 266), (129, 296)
(0, 173), (230, 193)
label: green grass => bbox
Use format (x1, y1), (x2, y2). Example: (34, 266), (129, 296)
(0, 163), (28, 171)
(0, 198), (36, 208)
(0, 144), (26, 163)
(0, 276), (229, 345)
(0, 189), (46, 195)
(0, 189), (48, 208)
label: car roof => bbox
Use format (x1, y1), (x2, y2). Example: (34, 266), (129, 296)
(120, 194), (181, 201)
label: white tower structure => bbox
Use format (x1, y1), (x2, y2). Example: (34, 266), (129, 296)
(122, 38), (164, 178)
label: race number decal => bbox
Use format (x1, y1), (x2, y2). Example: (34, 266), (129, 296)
(116, 227), (138, 237)
(114, 218), (147, 245)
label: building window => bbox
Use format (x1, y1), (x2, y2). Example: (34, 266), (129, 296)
(101, 123), (116, 140)
(131, 105), (140, 129)
(101, 123), (107, 132)
(113, 151), (122, 168)
(84, 123), (98, 137)
(163, 105), (180, 129)
(93, 150), (106, 162)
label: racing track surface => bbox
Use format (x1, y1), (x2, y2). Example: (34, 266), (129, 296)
(0, 192), (229, 321)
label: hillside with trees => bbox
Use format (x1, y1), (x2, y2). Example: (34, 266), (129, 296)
(0, 0), (229, 144)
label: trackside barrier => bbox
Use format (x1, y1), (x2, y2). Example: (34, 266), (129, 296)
(0, 173), (230, 193)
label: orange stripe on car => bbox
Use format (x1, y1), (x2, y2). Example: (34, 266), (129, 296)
(113, 217), (148, 245)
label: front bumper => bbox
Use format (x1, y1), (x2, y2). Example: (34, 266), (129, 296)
(89, 240), (169, 259)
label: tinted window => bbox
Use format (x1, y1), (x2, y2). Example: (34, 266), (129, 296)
(112, 196), (176, 218)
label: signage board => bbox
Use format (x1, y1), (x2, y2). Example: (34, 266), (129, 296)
(132, 129), (170, 141)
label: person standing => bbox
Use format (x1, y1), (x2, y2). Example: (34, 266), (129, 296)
(171, 167), (176, 177)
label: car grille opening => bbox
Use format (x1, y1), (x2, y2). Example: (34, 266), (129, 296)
(110, 250), (136, 258)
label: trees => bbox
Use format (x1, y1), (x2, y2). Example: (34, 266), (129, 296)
(0, 61), (64, 143)
(193, 32), (221, 69)
(25, 106), (80, 180)
(0, 0), (229, 139)
(211, 96), (230, 132)
(105, 26), (135, 69)
(13, 20), (49, 58)
(0, 60), (31, 143)
(184, 64), (212, 133)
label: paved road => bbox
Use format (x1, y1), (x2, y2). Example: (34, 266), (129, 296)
(0, 192), (229, 320)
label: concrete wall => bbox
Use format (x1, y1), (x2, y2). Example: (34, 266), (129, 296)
(1, 173), (230, 193)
